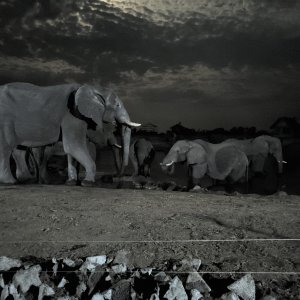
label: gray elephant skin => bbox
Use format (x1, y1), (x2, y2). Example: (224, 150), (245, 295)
(161, 140), (248, 190)
(224, 135), (284, 174)
(0, 82), (140, 185)
(129, 138), (155, 177)
(224, 135), (284, 194)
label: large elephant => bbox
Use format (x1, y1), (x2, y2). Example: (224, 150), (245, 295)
(0, 82), (140, 185)
(224, 135), (284, 175)
(161, 140), (248, 190)
(129, 138), (155, 177)
(223, 135), (285, 194)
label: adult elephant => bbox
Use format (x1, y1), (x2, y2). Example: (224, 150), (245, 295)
(224, 135), (284, 175)
(223, 135), (284, 194)
(160, 140), (248, 190)
(129, 138), (155, 177)
(0, 82), (140, 185)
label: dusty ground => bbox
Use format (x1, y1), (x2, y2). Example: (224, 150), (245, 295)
(0, 183), (299, 297)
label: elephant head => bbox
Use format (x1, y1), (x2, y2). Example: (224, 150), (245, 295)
(74, 85), (141, 174)
(253, 135), (284, 174)
(160, 140), (205, 174)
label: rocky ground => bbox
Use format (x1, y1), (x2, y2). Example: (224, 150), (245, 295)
(0, 183), (299, 299)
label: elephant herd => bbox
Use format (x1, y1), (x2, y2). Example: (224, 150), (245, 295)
(0, 82), (285, 194)
(160, 136), (284, 192)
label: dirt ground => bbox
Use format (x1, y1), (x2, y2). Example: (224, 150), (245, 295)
(0, 183), (299, 297)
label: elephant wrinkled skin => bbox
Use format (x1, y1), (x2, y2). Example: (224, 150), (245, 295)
(0, 82), (140, 184)
(161, 140), (248, 190)
(129, 138), (155, 177)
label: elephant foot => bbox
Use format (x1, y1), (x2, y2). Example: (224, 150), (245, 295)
(189, 185), (208, 193)
(81, 180), (96, 187)
(65, 179), (78, 186)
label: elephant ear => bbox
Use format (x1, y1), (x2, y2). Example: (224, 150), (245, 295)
(187, 145), (206, 165)
(75, 85), (105, 128)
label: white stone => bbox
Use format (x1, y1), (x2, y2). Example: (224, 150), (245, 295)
(76, 282), (87, 298)
(111, 263), (127, 274)
(186, 272), (211, 293)
(0, 256), (22, 271)
(38, 284), (55, 300)
(102, 289), (112, 300)
(13, 265), (42, 294)
(63, 258), (76, 267)
(80, 255), (106, 272)
(191, 289), (203, 300)
(141, 267), (153, 275)
(91, 293), (105, 300)
(221, 291), (240, 300)
(227, 274), (255, 300)
(58, 277), (68, 288)
(164, 276), (188, 300)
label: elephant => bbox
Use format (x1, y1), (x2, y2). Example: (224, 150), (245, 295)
(223, 135), (284, 175)
(13, 122), (123, 184)
(129, 138), (155, 177)
(161, 140), (248, 190)
(0, 82), (140, 185)
(223, 135), (285, 194)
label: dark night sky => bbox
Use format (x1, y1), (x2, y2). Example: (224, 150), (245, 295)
(0, 0), (299, 131)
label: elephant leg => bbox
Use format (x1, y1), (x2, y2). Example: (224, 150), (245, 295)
(144, 164), (150, 177)
(190, 163), (207, 189)
(0, 130), (17, 184)
(62, 113), (96, 185)
(129, 151), (139, 176)
(12, 148), (34, 182)
(65, 154), (79, 185)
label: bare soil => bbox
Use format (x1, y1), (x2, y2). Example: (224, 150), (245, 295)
(0, 184), (299, 297)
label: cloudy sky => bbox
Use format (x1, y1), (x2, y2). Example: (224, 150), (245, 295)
(0, 0), (299, 131)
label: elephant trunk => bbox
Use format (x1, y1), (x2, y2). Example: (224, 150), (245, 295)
(120, 125), (131, 175)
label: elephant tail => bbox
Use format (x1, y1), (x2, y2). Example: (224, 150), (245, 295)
(25, 148), (39, 183)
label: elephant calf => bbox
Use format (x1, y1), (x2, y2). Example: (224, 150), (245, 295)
(129, 138), (155, 177)
(161, 140), (248, 191)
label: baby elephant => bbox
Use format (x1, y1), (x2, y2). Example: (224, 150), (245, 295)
(129, 138), (155, 177)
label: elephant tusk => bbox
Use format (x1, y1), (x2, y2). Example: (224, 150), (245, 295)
(124, 121), (141, 128)
(165, 161), (174, 167)
(113, 143), (122, 149)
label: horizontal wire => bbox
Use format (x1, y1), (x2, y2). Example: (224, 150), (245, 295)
(0, 238), (299, 244)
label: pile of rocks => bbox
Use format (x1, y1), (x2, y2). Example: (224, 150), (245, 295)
(0, 253), (285, 299)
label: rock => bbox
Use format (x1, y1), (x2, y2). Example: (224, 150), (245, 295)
(180, 258), (201, 271)
(113, 250), (129, 265)
(140, 267), (153, 275)
(191, 289), (203, 300)
(112, 279), (131, 300)
(63, 258), (76, 267)
(52, 258), (58, 276)
(164, 276), (188, 300)
(189, 185), (207, 193)
(111, 263), (127, 274)
(186, 272), (211, 293)
(38, 283), (55, 300)
(76, 281), (87, 298)
(80, 255), (107, 273)
(91, 293), (105, 300)
(102, 289), (112, 300)
(227, 274), (255, 300)
(58, 277), (68, 288)
(0, 274), (4, 288)
(13, 265), (42, 294)
(221, 291), (240, 300)
(87, 265), (106, 295)
(259, 296), (277, 300)
(1, 285), (9, 300)
(154, 271), (170, 282)
(0, 256), (22, 271)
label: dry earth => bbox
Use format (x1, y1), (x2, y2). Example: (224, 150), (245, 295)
(0, 184), (299, 298)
